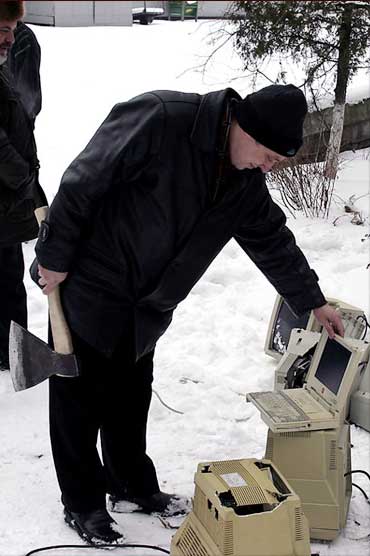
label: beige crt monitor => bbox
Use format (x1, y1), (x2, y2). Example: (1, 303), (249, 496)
(171, 458), (311, 556)
(264, 295), (366, 361)
(265, 423), (352, 541)
(248, 331), (369, 433)
(349, 357), (370, 431)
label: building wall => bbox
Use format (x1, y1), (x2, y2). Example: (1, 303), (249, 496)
(24, 1), (55, 25)
(24, 1), (133, 26)
(130, 1), (231, 19)
(24, 0), (230, 26)
(198, 1), (231, 18)
(54, 1), (94, 26)
(93, 1), (133, 26)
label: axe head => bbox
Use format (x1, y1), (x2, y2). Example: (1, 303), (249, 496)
(9, 321), (79, 391)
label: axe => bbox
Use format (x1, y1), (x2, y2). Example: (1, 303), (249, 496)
(9, 206), (79, 391)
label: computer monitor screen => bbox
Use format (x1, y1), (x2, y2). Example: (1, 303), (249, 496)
(314, 339), (352, 395)
(271, 300), (311, 355)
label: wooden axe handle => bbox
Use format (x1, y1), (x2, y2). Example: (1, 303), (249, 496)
(34, 206), (74, 355)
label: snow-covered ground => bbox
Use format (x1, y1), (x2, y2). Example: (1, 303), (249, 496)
(0, 19), (369, 556)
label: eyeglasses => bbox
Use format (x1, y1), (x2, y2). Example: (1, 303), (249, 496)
(0, 27), (14, 36)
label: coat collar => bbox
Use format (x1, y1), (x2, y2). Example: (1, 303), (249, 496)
(190, 87), (241, 153)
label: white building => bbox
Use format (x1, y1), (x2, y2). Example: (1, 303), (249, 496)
(24, 1), (231, 27)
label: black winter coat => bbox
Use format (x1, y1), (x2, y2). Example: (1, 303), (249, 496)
(0, 65), (46, 245)
(7, 22), (42, 125)
(35, 89), (326, 359)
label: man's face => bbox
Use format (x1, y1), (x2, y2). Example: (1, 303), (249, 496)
(0, 19), (17, 65)
(229, 119), (286, 173)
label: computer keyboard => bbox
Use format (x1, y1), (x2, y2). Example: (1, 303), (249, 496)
(251, 391), (310, 423)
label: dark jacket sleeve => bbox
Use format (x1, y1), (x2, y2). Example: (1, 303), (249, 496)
(0, 126), (35, 212)
(35, 93), (164, 272)
(233, 174), (326, 316)
(7, 22), (42, 123)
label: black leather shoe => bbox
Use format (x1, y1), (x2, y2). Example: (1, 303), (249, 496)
(108, 491), (191, 516)
(64, 507), (125, 544)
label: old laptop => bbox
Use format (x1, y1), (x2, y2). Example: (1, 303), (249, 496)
(247, 329), (369, 432)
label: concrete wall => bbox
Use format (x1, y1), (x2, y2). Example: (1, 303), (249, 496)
(94, 1), (133, 26)
(54, 1), (94, 26)
(284, 98), (370, 166)
(24, 1), (133, 26)
(24, 1), (230, 26)
(198, 1), (231, 18)
(24, 1), (55, 25)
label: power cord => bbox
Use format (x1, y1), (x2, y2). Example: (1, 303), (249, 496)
(152, 389), (184, 415)
(355, 314), (370, 340)
(345, 469), (370, 503)
(345, 469), (370, 482)
(352, 482), (370, 503)
(25, 543), (170, 556)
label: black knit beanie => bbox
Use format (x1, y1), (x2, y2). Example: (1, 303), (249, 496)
(233, 84), (307, 157)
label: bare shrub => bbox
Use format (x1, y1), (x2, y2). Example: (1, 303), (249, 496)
(266, 162), (336, 219)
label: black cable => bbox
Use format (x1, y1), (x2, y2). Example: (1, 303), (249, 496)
(355, 314), (370, 340)
(352, 482), (370, 503)
(345, 469), (370, 482)
(25, 543), (170, 556)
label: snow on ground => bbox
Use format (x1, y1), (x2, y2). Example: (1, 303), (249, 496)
(0, 19), (369, 556)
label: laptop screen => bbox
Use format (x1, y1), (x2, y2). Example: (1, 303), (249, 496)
(314, 339), (352, 394)
(272, 301), (310, 355)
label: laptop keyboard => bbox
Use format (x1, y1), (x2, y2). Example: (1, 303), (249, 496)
(250, 391), (310, 423)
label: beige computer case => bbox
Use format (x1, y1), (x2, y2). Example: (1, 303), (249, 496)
(171, 458), (311, 556)
(265, 294), (366, 362)
(265, 423), (352, 540)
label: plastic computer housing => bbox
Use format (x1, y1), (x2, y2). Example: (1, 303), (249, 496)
(171, 458), (311, 556)
(273, 329), (321, 390)
(349, 357), (370, 432)
(265, 423), (351, 541)
(274, 330), (370, 431)
(249, 331), (370, 433)
(265, 295), (366, 361)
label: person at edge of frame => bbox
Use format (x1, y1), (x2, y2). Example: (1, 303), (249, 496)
(0, 0), (46, 372)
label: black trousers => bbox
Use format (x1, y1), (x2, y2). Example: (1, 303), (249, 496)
(49, 329), (160, 513)
(0, 244), (27, 362)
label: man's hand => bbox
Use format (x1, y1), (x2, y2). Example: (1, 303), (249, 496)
(38, 264), (68, 295)
(313, 303), (344, 339)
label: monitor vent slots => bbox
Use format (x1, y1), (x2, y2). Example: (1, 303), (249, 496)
(329, 440), (337, 470)
(295, 507), (305, 541)
(265, 436), (274, 459)
(177, 523), (211, 556)
(279, 431), (312, 438)
(345, 451), (352, 494)
(231, 485), (268, 506)
(212, 461), (269, 504)
(212, 460), (250, 476)
(223, 522), (233, 556)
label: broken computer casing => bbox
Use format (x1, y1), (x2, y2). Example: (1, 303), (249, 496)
(171, 457), (310, 556)
(265, 295), (366, 361)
